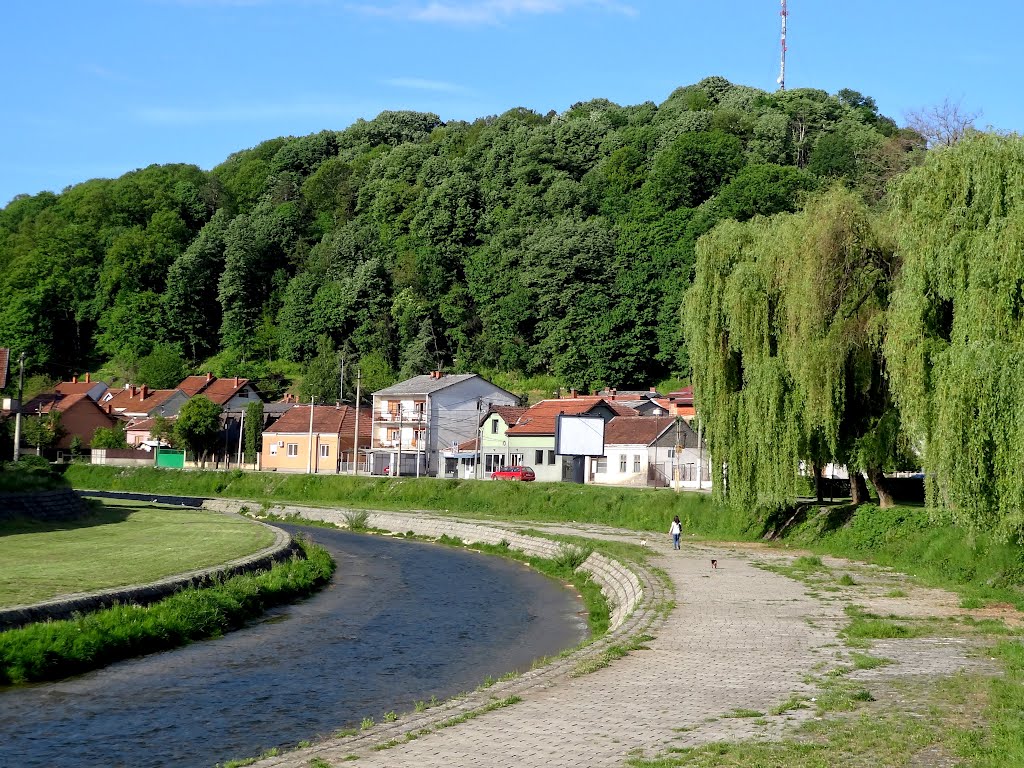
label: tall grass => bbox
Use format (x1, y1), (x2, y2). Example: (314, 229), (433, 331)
(0, 540), (334, 685)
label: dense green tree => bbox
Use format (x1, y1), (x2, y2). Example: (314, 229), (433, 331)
(136, 343), (188, 389)
(174, 395), (222, 467)
(886, 134), (1024, 536)
(243, 400), (263, 464)
(91, 423), (128, 449)
(686, 186), (904, 508)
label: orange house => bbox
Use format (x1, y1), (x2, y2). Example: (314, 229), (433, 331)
(261, 404), (371, 473)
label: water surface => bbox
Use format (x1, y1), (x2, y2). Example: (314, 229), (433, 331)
(1, 525), (587, 768)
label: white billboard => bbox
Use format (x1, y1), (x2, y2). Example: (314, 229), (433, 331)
(555, 414), (605, 456)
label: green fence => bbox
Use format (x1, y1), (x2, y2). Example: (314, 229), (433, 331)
(155, 448), (186, 469)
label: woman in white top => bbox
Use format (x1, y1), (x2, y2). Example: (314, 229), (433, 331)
(670, 515), (682, 550)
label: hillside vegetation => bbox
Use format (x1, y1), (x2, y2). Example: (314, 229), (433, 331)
(0, 78), (914, 400)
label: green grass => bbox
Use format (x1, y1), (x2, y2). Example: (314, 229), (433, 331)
(0, 539), (334, 685)
(0, 503), (277, 607)
(0, 466), (68, 493)
(64, 465), (737, 536)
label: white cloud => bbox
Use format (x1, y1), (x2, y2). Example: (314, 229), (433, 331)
(383, 77), (466, 92)
(349, 0), (635, 25)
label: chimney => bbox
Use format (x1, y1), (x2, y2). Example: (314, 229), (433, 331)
(140, 385), (148, 400)
(570, 389), (577, 399)
(611, 388), (617, 399)
(86, 372), (91, 383)
(129, 385), (137, 398)
(72, 375), (79, 384)
(234, 376), (239, 387)
(206, 372), (213, 382)
(650, 387), (657, 393)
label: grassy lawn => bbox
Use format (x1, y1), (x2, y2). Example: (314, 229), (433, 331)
(0, 502), (277, 607)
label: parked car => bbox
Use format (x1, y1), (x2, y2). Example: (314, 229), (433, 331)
(491, 465), (536, 481)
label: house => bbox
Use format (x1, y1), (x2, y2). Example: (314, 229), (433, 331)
(369, 371), (518, 477)
(261, 404), (371, 473)
(666, 387), (697, 421)
(590, 415), (709, 489)
(503, 394), (638, 483)
(441, 405), (527, 479)
(175, 373), (261, 411)
(125, 416), (176, 449)
(102, 384), (187, 418)
(20, 392), (117, 450)
(54, 373), (108, 402)
(595, 387), (670, 416)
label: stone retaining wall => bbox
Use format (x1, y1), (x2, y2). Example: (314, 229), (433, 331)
(0, 515), (296, 631)
(0, 487), (91, 522)
(203, 500), (645, 632)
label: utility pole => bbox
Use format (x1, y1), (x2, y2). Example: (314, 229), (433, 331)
(673, 416), (683, 492)
(12, 352), (26, 461)
(396, 407), (402, 477)
(338, 352), (346, 404)
(696, 416), (704, 491)
(352, 370), (362, 475)
(236, 409), (245, 467)
(307, 396), (315, 474)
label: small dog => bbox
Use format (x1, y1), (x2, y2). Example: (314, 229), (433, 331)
(710, 559), (718, 569)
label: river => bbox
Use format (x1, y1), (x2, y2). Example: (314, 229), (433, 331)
(1, 524), (588, 768)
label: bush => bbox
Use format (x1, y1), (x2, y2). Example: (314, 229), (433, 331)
(8, 455), (53, 474)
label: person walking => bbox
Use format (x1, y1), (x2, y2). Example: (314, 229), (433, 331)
(670, 515), (682, 550)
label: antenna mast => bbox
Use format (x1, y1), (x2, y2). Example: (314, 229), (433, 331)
(777, 0), (788, 90)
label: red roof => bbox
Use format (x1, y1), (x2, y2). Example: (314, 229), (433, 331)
(481, 405), (528, 427)
(104, 387), (179, 413)
(667, 387), (694, 406)
(604, 416), (676, 446)
(178, 374), (216, 396)
(506, 397), (633, 437)
(198, 377), (251, 405)
(265, 405), (372, 450)
(0, 348), (9, 389)
(24, 392), (90, 415)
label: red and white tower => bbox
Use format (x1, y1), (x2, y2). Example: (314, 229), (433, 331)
(777, 0), (788, 90)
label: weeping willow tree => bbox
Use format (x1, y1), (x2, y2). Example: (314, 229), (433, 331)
(886, 133), (1024, 537)
(686, 185), (906, 510)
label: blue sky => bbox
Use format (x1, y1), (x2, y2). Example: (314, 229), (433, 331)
(2, 0), (1017, 206)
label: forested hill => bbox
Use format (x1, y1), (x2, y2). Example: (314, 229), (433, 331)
(0, 77), (920, 398)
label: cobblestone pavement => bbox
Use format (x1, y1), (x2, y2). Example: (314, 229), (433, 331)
(253, 525), (854, 768)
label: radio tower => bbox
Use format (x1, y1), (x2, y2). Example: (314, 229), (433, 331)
(777, 0), (788, 90)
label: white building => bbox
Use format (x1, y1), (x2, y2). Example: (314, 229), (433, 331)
(369, 371), (518, 477)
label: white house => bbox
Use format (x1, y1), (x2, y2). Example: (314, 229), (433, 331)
(369, 371), (518, 477)
(591, 415), (710, 489)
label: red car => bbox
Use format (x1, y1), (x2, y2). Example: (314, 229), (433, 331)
(491, 465), (536, 481)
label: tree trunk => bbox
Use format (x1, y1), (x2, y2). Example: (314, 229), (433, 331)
(866, 466), (896, 508)
(850, 472), (870, 505)
(812, 463), (825, 503)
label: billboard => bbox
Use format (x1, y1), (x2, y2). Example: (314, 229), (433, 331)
(554, 413), (605, 456)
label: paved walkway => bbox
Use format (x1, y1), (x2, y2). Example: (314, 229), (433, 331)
(254, 524), (850, 768)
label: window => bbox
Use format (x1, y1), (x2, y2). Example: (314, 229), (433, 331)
(237, 389), (248, 398)
(491, 418), (499, 434)
(286, 443), (299, 457)
(388, 428), (400, 443)
(547, 450), (556, 465)
(485, 454), (505, 473)
(511, 453), (524, 466)
(269, 443), (278, 455)
(320, 444), (330, 458)
(596, 457), (608, 473)
(535, 449), (544, 464)
(633, 455), (641, 472)
(619, 454), (627, 472)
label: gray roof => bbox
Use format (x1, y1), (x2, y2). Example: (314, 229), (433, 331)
(373, 373), (486, 397)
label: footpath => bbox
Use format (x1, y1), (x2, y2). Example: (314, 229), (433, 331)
(249, 515), (859, 768)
